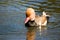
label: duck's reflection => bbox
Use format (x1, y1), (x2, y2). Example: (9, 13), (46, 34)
(26, 26), (47, 40)
(26, 26), (37, 40)
(38, 26), (47, 36)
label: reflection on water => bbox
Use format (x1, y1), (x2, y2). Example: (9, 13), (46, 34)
(40, 26), (47, 35)
(0, 0), (60, 40)
(36, 26), (47, 40)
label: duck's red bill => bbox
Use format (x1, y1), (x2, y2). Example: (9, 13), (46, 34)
(25, 17), (30, 23)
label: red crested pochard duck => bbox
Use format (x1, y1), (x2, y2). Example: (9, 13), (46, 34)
(24, 8), (50, 40)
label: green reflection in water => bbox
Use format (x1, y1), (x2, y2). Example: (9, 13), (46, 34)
(48, 0), (56, 3)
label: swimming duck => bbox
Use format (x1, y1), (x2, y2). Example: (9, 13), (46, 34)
(24, 8), (50, 40)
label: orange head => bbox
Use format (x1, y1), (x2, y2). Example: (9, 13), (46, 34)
(25, 8), (36, 23)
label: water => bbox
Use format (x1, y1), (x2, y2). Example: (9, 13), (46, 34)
(0, 0), (60, 40)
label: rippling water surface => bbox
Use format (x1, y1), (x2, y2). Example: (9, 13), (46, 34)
(0, 0), (60, 40)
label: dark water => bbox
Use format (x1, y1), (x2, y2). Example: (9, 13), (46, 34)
(0, 0), (60, 40)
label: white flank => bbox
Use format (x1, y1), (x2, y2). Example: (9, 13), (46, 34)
(42, 20), (47, 26)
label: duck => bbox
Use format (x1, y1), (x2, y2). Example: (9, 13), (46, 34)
(24, 8), (50, 40)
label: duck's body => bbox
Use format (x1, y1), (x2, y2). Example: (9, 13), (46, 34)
(35, 11), (49, 26)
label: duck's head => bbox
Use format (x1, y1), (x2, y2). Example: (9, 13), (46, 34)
(25, 8), (36, 23)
